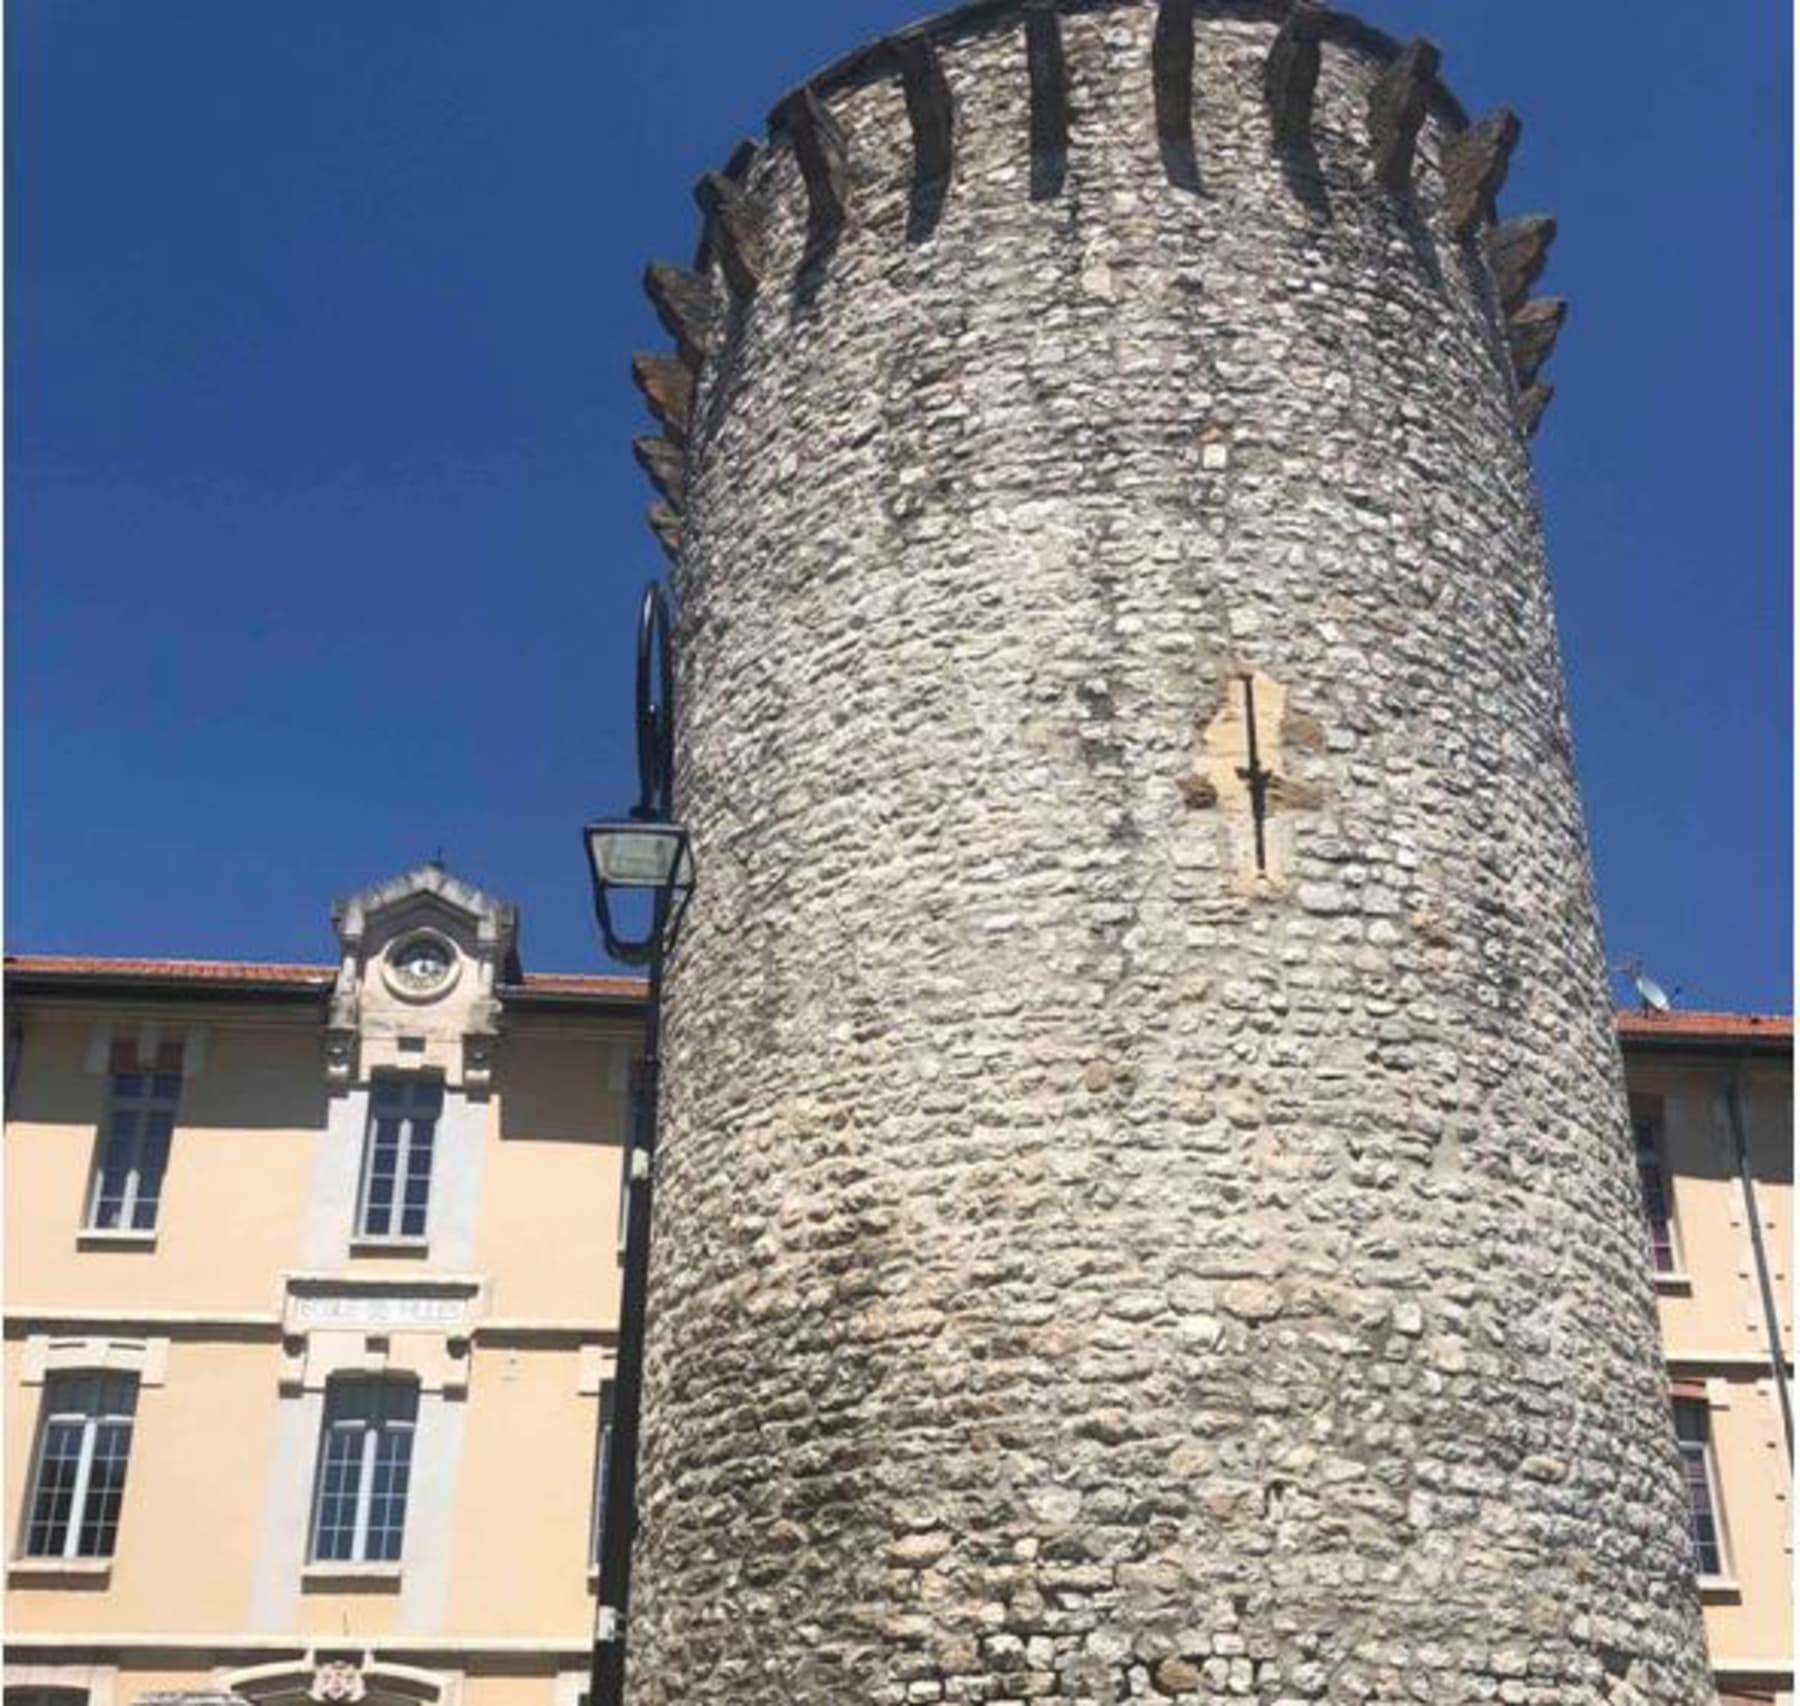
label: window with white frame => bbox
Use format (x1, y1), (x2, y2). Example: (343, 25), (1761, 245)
(85, 1051), (181, 1232)
(1673, 1397), (1728, 1578)
(1635, 1116), (1679, 1275)
(589, 1379), (615, 1570)
(20, 1371), (139, 1559)
(356, 1077), (442, 1241)
(309, 1379), (418, 1564)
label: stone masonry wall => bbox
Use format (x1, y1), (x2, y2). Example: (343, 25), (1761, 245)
(629, 3), (1714, 1702)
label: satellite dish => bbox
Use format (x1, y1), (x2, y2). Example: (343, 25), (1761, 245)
(1612, 959), (1679, 1016)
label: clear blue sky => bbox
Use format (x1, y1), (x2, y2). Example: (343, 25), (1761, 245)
(7, 1), (1791, 1010)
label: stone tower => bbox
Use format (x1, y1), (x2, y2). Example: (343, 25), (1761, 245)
(624, 3), (1712, 1702)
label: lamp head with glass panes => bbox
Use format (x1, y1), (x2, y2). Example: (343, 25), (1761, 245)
(583, 819), (693, 967)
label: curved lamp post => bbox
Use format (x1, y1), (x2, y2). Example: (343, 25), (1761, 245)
(585, 582), (691, 1706)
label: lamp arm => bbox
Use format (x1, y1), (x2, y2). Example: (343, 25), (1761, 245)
(634, 583), (675, 821)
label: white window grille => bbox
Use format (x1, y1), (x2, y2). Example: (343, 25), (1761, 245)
(309, 1379), (419, 1563)
(357, 1078), (442, 1240)
(20, 1371), (139, 1558)
(1635, 1117), (1679, 1274)
(85, 1052), (181, 1231)
(589, 1380), (616, 1569)
(1673, 1397), (1729, 1578)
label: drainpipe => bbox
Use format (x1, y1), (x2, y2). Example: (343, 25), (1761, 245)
(1724, 1055), (1793, 1464)
(4, 1017), (21, 1115)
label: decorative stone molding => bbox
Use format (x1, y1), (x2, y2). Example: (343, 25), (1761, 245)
(22, 1333), (169, 1387)
(325, 864), (517, 1091)
(575, 1343), (618, 1397)
(219, 1656), (456, 1706)
(307, 1664), (365, 1703)
(279, 1275), (486, 1396)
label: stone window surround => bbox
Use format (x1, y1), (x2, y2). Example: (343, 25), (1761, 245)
(3, 1663), (116, 1706)
(13, 1338), (162, 1580)
(218, 1655), (458, 1706)
(307, 1379), (420, 1573)
(21, 1335), (169, 1388)
(13, 1368), (140, 1575)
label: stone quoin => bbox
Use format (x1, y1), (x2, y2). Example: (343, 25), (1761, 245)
(624, 2), (1712, 1702)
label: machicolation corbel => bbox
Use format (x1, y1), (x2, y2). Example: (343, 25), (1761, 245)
(631, 352), (694, 446)
(1517, 381), (1554, 438)
(1442, 107), (1521, 237)
(889, 36), (954, 185)
(643, 264), (719, 370)
(1263, 4), (1324, 150)
(771, 86), (851, 240)
(1507, 297), (1567, 388)
(1487, 217), (1558, 316)
(646, 503), (682, 562)
(632, 437), (685, 508)
(1024, 2), (1069, 161)
(694, 171), (766, 301)
(1367, 38), (1440, 191)
(1152, 0), (1196, 146)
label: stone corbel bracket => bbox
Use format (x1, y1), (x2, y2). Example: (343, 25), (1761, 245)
(889, 34), (955, 184)
(1367, 38), (1440, 191)
(694, 169), (768, 302)
(1442, 107), (1522, 239)
(770, 85), (852, 241)
(633, 4), (1572, 468)
(1506, 296), (1568, 436)
(1263, 3), (1325, 151)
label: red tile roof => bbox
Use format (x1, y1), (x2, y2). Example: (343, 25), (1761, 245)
(514, 971), (648, 998)
(5, 954), (336, 985)
(1616, 1009), (1792, 1046)
(3, 955), (645, 999)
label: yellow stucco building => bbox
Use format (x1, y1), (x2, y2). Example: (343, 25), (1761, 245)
(1622, 1009), (1794, 1706)
(2, 866), (1791, 1706)
(4, 866), (640, 1706)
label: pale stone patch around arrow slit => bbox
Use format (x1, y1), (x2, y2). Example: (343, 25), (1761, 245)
(1183, 669), (1323, 894)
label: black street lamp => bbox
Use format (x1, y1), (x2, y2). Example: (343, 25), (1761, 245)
(585, 582), (690, 1706)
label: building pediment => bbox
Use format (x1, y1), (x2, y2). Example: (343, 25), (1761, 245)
(324, 864), (519, 1093)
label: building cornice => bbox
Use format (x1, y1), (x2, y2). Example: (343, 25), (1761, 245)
(3, 1306), (614, 1348)
(0, 1636), (591, 1660)
(4, 956), (647, 1016)
(1664, 1350), (1795, 1373)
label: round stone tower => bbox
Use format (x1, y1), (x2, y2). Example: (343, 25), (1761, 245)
(624, 3), (1713, 1702)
